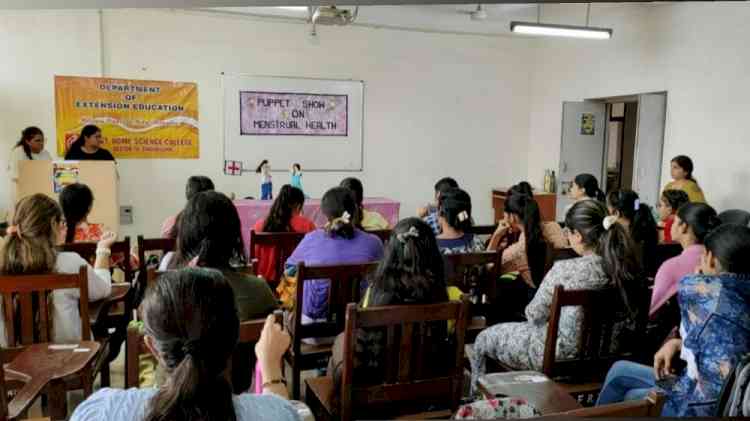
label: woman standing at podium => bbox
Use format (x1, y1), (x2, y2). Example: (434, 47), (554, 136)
(64, 125), (115, 161)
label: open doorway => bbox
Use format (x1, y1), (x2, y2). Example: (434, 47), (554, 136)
(555, 92), (667, 220)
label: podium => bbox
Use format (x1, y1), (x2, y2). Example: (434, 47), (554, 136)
(16, 161), (119, 232)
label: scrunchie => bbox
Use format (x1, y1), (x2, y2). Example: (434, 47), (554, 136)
(396, 226), (419, 243)
(5, 225), (21, 237)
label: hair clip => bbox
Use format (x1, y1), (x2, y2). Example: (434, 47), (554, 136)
(634, 199), (641, 211)
(340, 211), (351, 224)
(603, 215), (618, 231)
(458, 211), (469, 222)
(5, 225), (20, 237)
(396, 226), (420, 243)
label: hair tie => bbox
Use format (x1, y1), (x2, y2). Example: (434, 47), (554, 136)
(5, 225), (21, 238)
(602, 215), (618, 231)
(187, 255), (200, 267)
(396, 226), (420, 243)
(633, 199), (641, 211)
(458, 211), (469, 222)
(182, 339), (201, 357)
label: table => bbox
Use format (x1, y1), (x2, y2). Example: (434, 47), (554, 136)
(235, 197), (400, 257)
(5, 341), (101, 420)
(478, 371), (581, 415)
(493, 188), (557, 222)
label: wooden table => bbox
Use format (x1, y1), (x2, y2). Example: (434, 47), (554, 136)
(477, 371), (581, 415)
(89, 283), (131, 324)
(492, 189), (557, 222)
(5, 341), (101, 420)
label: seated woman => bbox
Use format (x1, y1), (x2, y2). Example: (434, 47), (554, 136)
(657, 190), (690, 243)
(569, 173), (605, 202)
(607, 189), (659, 274)
(436, 187), (485, 254)
(0, 194), (114, 344)
(161, 175), (214, 239)
(71, 268), (299, 421)
(285, 187), (384, 327)
(663, 155), (706, 203)
(650, 202), (719, 317)
(470, 200), (642, 389)
(340, 177), (390, 231)
(488, 192), (567, 288)
(162, 191), (276, 320)
(419, 177), (459, 235)
(327, 218), (457, 413)
(597, 224), (750, 416)
(253, 185), (316, 283)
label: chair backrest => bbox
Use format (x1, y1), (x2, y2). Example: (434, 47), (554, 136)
(249, 230), (306, 282)
(61, 236), (133, 283)
(340, 297), (470, 420)
(292, 262), (378, 353)
(551, 390), (664, 417)
(649, 243), (683, 278)
(136, 235), (176, 271)
(542, 285), (642, 380)
(718, 209), (750, 227)
(0, 267), (90, 346)
(366, 229), (392, 244)
(467, 225), (498, 236)
(443, 251), (501, 294)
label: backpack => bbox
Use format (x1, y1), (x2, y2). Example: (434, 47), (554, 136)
(716, 353), (750, 416)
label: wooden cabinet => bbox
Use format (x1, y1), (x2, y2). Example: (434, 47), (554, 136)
(492, 188), (558, 222)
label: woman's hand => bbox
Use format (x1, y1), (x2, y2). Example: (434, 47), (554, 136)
(653, 338), (682, 380)
(416, 206), (429, 218)
(494, 220), (511, 238)
(255, 314), (291, 368)
(97, 231), (117, 249)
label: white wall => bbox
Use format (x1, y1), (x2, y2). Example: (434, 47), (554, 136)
(526, 2), (750, 212)
(1, 9), (532, 236)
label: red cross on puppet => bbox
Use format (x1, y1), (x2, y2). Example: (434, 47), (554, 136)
(224, 160), (243, 176)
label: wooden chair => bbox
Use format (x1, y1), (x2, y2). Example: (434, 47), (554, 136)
(546, 390), (665, 417)
(491, 285), (646, 402)
(366, 229), (392, 244)
(286, 261), (379, 399)
(0, 267), (101, 418)
(305, 297), (470, 421)
(61, 238), (133, 387)
(136, 236), (175, 272)
(249, 231), (306, 285)
(467, 225), (498, 236)
(443, 251), (501, 329)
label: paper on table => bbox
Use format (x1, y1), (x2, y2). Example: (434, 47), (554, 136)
(49, 344), (78, 350)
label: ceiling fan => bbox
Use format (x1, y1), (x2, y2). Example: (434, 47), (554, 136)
(457, 4), (488, 22)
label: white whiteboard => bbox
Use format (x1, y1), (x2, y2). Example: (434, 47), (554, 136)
(223, 74), (364, 172)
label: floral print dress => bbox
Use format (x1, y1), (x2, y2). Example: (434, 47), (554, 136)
(470, 254), (614, 389)
(662, 273), (750, 416)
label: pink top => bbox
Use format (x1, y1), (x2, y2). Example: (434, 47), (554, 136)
(650, 244), (704, 316)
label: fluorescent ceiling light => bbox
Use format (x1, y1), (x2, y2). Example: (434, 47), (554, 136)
(275, 6), (308, 11)
(510, 22), (612, 40)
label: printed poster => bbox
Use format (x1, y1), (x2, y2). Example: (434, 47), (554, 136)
(580, 113), (595, 136)
(53, 162), (80, 193)
(55, 75), (199, 159)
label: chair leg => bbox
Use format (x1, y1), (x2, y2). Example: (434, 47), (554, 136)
(100, 362), (111, 388)
(292, 365), (301, 400)
(82, 366), (94, 397)
(47, 379), (67, 421)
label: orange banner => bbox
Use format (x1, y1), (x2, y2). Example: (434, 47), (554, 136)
(55, 76), (199, 159)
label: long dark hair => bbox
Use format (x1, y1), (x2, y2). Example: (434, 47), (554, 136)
(676, 202), (720, 244)
(170, 191), (246, 269)
(255, 159), (269, 173)
(672, 155), (696, 182)
(607, 189), (658, 249)
(438, 187), (473, 233)
(321, 187), (358, 240)
(59, 183), (94, 243)
(434, 177), (459, 195)
(368, 218), (448, 306)
(504, 193), (546, 286)
(0, 194), (61, 275)
(15, 127), (43, 159)
(565, 200), (643, 317)
(704, 224), (750, 275)
(574, 173), (605, 202)
(142, 268), (239, 421)
(262, 185), (305, 232)
(67, 125), (100, 155)
(168, 176), (215, 239)
(340, 177), (365, 228)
